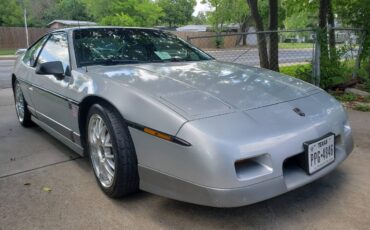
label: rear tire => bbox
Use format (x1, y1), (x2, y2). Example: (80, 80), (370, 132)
(86, 103), (139, 198)
(13, 80), (33, 127)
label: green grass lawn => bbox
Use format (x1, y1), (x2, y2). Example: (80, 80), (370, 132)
(280, 64), (310, 77)
(0, 49), (16, 56)
(279, 43), (314, 49)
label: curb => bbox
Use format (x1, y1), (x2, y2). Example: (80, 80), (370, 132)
(0, 56), (16, 60)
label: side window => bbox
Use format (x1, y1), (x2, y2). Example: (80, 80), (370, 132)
(37, 33), (70, 71)
(22, 36), (48, 67)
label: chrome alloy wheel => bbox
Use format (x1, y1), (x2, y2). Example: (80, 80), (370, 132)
(15, 83), (25, 122)
(88, 114), (115, 188)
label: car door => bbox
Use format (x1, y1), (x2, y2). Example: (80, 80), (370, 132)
(16, 35), (49, 114)
(31, 32), (78, 141)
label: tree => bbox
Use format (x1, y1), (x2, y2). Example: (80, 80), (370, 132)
(192, 12), (208, 25)
(335, 0), (370, 75)
(318, 0), (329, 61)
(205, 0), (232, 32)
(0, 0), (23, 26)
(84, 0), (163, 27)
(327, 1), (336, 59)
(23, 0), (57, 26)
(157, 0), (196, 27)
(43, 0), (91, 23)
(205, 0), (250, 34)
(268, 0), (279, 71)
(247, 0), (269, 68)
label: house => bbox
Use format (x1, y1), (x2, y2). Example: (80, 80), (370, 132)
(176, 25), (211, 32)
(47, 20), (97, 29)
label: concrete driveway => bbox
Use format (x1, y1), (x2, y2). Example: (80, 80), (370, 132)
(0, 60), (14, 89)
(0, 87), (369, 230)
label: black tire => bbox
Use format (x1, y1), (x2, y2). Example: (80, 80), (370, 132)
(13, 80), (34, 127)
(86, 103), (139, 198)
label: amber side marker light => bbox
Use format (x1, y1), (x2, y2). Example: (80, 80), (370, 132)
(126, 121), (191, 147)
(144, 128), (172, 141)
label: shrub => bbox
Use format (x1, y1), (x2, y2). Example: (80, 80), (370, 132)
(354, 104), (370, 112)
(333, 92), (357, 102)
(364, 79), (370, 93)
(213, 36), (224, 48)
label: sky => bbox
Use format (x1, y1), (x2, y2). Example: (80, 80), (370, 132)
(193, 0), (212, 16)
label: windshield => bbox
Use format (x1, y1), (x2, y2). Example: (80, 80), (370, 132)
(73, 28), (213, 67)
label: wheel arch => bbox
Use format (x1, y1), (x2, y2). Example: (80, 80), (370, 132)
(78, 95), (124, 153)
(11, 74), (17, 89)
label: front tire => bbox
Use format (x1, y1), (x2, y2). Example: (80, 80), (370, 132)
(13, 80), (33, 127)
(86, 103), (139, 198)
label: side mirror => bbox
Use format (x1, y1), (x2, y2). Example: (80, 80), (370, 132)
(36, 61), (65, 79)
(15, 48), (27, 56)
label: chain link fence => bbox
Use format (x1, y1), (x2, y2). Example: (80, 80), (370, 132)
(187, 28), (365, 87)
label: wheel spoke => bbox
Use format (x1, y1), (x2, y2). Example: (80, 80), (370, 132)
(104, 161), (114, 178)
(106, 158), (115, 170)
(103, 133), (112, 148)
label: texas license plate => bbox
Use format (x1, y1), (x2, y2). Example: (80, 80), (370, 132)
(304, 134), (335, 174)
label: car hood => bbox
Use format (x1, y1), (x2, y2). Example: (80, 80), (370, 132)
(87, 60), (320, 119)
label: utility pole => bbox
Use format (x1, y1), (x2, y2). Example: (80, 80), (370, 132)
(24, 8), (29, 48)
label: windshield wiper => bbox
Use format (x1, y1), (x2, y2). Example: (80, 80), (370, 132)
(99, 59), (144, 65)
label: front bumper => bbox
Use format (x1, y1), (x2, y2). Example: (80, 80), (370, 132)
(132, 92), (354, 207)
(138, 128), (353, 208)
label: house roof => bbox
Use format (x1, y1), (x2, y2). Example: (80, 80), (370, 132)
(47, 20), (97, 26)
(176, 25), (211, 32)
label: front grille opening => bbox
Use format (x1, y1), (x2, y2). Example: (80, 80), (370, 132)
(235, 154), (273, 181)
(282, 152), (307, 176)
(335, 135), (342, 145)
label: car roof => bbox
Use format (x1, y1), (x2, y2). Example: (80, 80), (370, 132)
(51, 26), (162, 34)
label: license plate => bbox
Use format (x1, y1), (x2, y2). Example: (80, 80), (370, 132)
(304, 134), (335, 174)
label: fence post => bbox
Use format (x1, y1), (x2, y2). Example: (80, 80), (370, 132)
(312, 30), (321, 86)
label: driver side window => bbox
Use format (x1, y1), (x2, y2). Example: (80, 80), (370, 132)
(37, 32), (70, 73)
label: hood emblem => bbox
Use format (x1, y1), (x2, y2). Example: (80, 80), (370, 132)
(293, 107), (305, 117)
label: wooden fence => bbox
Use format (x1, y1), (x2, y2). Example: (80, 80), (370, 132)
(0, 27), (238, 50)
(0, 27), (51, 49)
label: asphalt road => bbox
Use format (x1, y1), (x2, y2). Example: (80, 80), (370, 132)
(0, 60), (14, 89)
(0, 87), (369, 229)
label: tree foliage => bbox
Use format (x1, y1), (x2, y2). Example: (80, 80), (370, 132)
(192, 12), (208, 25)
(84, 0), (163, 26)
(0, 0), (23, 26)
(157, 0), (196, 27)
(205, 0), (249, 32)
(44, 0), (91, 22)
(334, 0), (370, 61)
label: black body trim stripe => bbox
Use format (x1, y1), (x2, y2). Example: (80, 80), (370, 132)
(17, 78), (79, 104)
(18, 78), (190, 147)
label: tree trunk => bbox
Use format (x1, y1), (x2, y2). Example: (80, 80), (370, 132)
(236, 16), (250, 46)
(268, 0), (279, 71)
(242, 16), (251, 46)
(247, 0), (269, 69)
(319, 0), (329, 60)
(327, 0), (336, 60)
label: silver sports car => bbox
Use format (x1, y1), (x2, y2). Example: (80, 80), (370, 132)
(12, 27), (353, 207)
